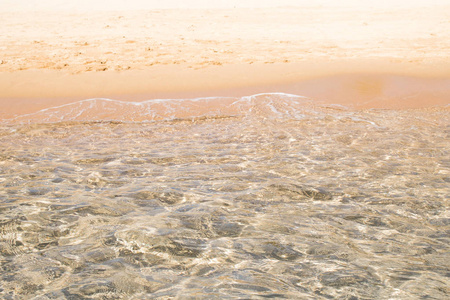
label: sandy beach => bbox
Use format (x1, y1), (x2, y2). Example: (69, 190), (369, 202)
(1, 2), (450, 299)
(1, 1), (449, 119)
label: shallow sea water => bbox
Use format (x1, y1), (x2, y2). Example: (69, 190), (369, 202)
(0, 94), (449, 299)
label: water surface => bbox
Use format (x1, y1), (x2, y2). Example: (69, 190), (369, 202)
(0, 94), (449, 299)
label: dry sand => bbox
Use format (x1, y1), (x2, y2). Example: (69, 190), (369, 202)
(1, 1), (449, 119)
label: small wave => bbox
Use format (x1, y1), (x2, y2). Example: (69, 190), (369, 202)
(4, 93), (324, 124)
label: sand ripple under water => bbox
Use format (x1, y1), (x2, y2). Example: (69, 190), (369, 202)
(0, 94), (449, 299)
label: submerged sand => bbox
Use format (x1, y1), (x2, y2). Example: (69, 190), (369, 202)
(1, 105), (449, 298)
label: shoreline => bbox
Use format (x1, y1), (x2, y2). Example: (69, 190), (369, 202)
(1, 3), (449, 119)
(1, 59), (450, 120)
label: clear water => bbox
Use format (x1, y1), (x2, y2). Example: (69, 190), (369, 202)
(0, 94), (449, 299)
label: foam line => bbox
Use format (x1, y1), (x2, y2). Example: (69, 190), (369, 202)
(2, 93), (348, 125)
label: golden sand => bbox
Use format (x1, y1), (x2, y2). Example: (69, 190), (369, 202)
(0, 2), (449, 118)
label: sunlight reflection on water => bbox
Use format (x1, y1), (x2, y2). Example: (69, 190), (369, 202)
(0, 96), (449, 298)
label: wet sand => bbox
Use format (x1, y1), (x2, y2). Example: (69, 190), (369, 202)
(1, 62), (450, 120)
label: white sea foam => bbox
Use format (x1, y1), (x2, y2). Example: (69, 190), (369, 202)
(4, 93), (321, 124)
